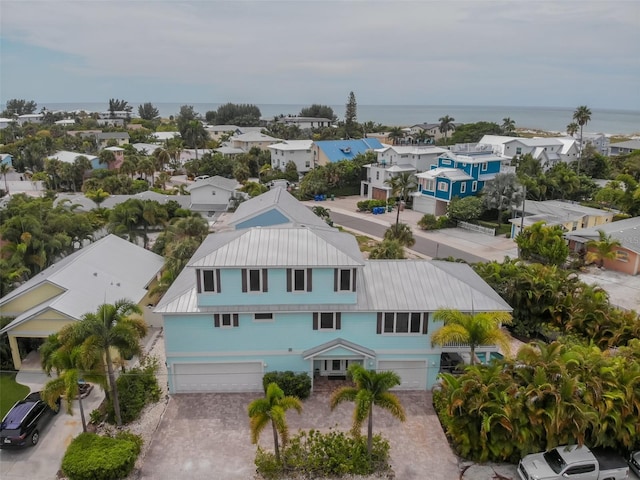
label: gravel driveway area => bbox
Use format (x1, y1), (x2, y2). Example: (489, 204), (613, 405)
(139, 391), (460, 480)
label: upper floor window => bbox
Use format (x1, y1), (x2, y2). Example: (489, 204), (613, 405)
(616, 250), (629, 262)
(376, 171), (380, 180)
(287, 268), (312, 292)
(242, 269), (268, 293)
(334, 268), (356, 292)
(423, 179), (435, 191)
(460, 183), (466, 194)
(437, 182), (448, 192)
(472, 181), (478, 192)
(214, 313), (239, 328)
(254, 313), (274, 322)
(197, 269), (220, 293)
(481, 162), (488, 171)
(313, 312), (342, 331)
(377, 312), (426, 334)
(516, 147), (522, 155)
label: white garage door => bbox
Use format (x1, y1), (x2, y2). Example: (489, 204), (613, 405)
(377, 360), (427, 390)
(173, 362), (263, 393)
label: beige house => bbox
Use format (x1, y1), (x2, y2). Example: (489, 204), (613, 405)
(230, 132), (281, 152)
(0, 235), (164, 369)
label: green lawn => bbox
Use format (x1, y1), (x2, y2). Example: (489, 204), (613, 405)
(0, 373), (30, 419)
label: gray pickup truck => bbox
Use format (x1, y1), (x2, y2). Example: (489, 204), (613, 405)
(518, 445), (629, 480)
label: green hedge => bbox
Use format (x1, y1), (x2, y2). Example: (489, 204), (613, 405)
(356, 199), (389, 212)
(62, 432), (142, 480)
(107, 358), (161, 424)
(262, 371), (311, 400)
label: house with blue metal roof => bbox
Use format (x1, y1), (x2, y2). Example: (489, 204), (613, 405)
(312, 138), (384, 166)
(414, 150), (503, 216)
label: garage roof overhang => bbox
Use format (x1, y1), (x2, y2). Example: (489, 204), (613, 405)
(302, 338), (375, 360)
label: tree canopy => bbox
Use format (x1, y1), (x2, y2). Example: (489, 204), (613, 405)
(207, 103), (261, 126)
(299, 104), (336, 121)
(137, 102), (160, 120)
(2, 98), (38, 116)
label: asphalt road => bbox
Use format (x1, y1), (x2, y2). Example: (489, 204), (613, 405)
(329, 211), (486, 264)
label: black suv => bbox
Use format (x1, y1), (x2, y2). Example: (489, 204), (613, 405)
(0, 392), (60, 448)
(440, 352), (465, 374)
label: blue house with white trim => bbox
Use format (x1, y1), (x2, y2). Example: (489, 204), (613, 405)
(414, 150), (503, 216)
(312, 138), (384, 166)
(155, 190), (511, 394)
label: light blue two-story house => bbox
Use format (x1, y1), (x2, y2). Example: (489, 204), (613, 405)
(155, 189), (511, 394)
(413, 150), (503, 216)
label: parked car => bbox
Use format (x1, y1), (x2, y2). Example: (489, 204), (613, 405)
(194, 175), (210, 181)
(439, 352), (465, 374)
(517, 445), (629, 480)
(629, 451), (640, 478)
(0, 392), (60, 448)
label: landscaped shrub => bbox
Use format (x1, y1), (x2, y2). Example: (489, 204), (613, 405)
(61, 432), (143, 480)
(356, 199), (387, 212)
(255, 429), (391, 479)
(262, 371), (311, 400)
(106, 357), (161, 424)
(418, 214), (439, 230)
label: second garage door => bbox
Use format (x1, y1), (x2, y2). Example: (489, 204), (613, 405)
(377, 360), (427, 390)
(173, 362), (263, 393)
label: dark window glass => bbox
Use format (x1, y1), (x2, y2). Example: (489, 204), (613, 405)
(254, 313), (273, 321)
(222, 314), (232, 326)
(410, 313), (422, 333)
(203, 270), (215, 292)
(294, 269), (305, 291)
(320, 313), (334, 329)
(340, 269), (351, 291)
(332, 359), (341, 370)
(249, 269), (261, 291)
(396, 313), (409, 332)
(384, 313), (394, 333)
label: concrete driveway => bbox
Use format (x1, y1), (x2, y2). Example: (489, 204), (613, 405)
(140, 391), (460, 480)
(0, 388), (104, 480)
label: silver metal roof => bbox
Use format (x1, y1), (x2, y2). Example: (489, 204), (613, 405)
(303, 338), (375, 359)
(0, 235), (165, 334)
(229, 187), (329, 229)
(189, 227), (364, 268)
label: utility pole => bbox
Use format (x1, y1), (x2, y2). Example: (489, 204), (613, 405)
(519, 184), (527, 236)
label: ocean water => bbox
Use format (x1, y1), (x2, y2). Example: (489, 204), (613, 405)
(29, 102), (640, 135)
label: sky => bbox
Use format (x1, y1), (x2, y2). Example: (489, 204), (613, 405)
(1, 0), (639, 110)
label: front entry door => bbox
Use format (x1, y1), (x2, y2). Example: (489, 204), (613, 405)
(320, 359), (362, 376)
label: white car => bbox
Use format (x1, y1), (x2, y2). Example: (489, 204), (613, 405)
(194, 175), (210, 181)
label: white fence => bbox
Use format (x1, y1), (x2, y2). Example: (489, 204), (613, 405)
(457, 220), (496, 236)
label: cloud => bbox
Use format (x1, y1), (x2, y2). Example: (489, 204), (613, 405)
(1, 0), (638, 108)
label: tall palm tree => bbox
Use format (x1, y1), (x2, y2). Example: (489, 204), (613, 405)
(438, 115), (455, 143)
(40, 332), (104, 432)
(330, 363), (406, 455)
(383, 223), (415, 247)
(481, 172), (523, 225)
(501, 117), (516, 135)
(573, 105), (592, 173)
(153, 147), (171, 172)
(248, 382), (303, 463)
(586, 229), (622, 267)
(98, 149), (116, 169)
(141, 200), (168, 248)
(387, 127), (405, 145)
(369, 239), (405, 259)
(66, 299), (146, 426)
(1, 163), (11, 194)
(431, 309), (513, 365)
(183, 120), (209, 160)
(384, 172), (418, 228)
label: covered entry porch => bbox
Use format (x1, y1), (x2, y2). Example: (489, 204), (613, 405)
(302, 338), (375, 391)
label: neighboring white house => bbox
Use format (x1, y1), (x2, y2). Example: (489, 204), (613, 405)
(478, 135), (578, 168)
(48, 151), (101, 170)
(576, 132), (609, 156)
(268, 140), (314, 173)
(152, 131), (181, 142)
(17, 114), (44, 125)
(0, 118), (15, 129)
(205, 125), (242, 141)
(276, 116), (333, 129)
(186, 176), (243, 214)
(609, 139), (640, 156)
(361, 145), (448, 200)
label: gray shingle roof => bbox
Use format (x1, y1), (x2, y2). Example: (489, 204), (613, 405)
(565, 216), (640, 254)
(186, 176), (240, 193)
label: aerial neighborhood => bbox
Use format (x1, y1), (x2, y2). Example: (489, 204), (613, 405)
(0, 96), (639, 480)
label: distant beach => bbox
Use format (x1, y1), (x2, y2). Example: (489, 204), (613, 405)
(26, 102), (640, 136)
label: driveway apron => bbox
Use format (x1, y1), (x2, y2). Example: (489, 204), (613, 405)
(140, 391), (460, 480)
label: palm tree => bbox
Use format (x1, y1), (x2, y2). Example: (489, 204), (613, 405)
(438, 115), (455, 143)
(85, 188), (110, 208)
(98, 149), (116, 169)
(383, 223), (415, 247)
(566, 122), (579, 137)
(330, 363), (406, 455)
(501, 117), (516, 135)
(384, 172), (418, 228)
(387, 127), (405, 145)
(1, 163), (12, 194)
(573, 105), (592, 173)
(481, 172), (523, 225)
(153, 147), (171, 172)
(40, 332), (104, 432)
(67, 299), (146, 426)
(431, 309), (512, 365)
(248, 382), (303, 463)
(141, 201), (168, 248)
(586, 229), (622, 268)
(183, 120), (209, 160)
(369, 239), (405, 259)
